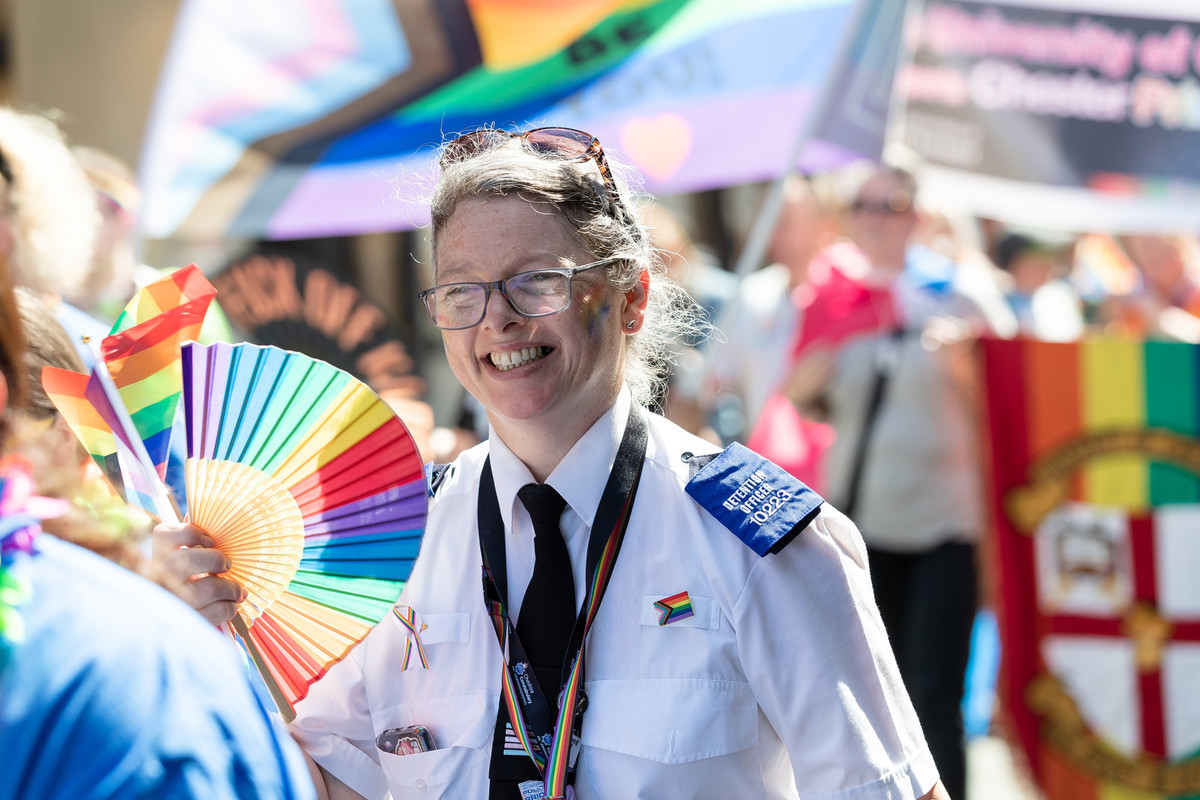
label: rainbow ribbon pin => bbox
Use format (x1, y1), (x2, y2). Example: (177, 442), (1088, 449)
(392, 605), (429, 670)
(653, 591), (694, 626)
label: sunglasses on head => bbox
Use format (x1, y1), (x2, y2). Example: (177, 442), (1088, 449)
(440, 127), (624, 209)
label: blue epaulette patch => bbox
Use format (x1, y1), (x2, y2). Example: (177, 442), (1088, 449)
(684, 443), (824, 557)
(424, 462), (455, 498)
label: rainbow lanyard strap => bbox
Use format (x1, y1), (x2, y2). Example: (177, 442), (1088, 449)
(478, 406), (647, 799)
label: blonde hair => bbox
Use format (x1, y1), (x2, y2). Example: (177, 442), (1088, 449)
(0, 107), (99, 298)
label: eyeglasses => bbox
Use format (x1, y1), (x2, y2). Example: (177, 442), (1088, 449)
(418, 257), (619, 330)
(850, 191), (913, 215)
(440, 127), (623, 209)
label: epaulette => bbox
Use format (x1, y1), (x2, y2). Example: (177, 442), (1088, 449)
(424, 462), (455, 498)
(684, 443), (824, 557)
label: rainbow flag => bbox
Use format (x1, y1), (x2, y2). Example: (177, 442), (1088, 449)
(100, 264), (216, 481)
(980, 336), (1200, 800)
(40, 365), (178, 521)
(82, 365), (178, 522)
(41, 366), (126, 502)
(110, 263), (216, 333)
(653, 590), (694, 626)
(139, 0), (876, 240)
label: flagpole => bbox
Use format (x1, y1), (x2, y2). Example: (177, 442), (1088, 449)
(731, 0), (877, 277)
(86, 342), (182, 525)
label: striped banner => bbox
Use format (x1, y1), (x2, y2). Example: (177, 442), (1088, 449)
(980, 336), (1200, 800)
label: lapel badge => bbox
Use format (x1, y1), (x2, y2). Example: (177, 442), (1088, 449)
(653, 590), (695, 626)
(392, 604), (429, 670)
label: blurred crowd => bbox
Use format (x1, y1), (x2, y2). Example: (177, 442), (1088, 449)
(670, 168), (1200, 455)
(626, 159), (1200, 800)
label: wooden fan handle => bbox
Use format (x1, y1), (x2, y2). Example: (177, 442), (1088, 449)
(231, 615), (296, 723)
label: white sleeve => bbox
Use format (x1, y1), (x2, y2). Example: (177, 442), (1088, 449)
(732, 505), (941, 798)
(288, 629), (390, 800)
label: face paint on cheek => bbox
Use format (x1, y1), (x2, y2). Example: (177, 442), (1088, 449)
(584, 298), (613, 339)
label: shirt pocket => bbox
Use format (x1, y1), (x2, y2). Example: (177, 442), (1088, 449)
(374, 691), (495, 798)
(638, 593), (721, 630)
(580, 678), (757, 764)
(389, 608), (470, 645)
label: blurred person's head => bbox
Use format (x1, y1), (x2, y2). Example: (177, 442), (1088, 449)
(842, 163), (918, 271)
(14, 288), (85, 421)
(71, 147), (141, 316)
(1119, 234), (1198, 299)
(995, 233), (1057, 294)
(0, 246), (27, 438)
(13, 289), (89, 498)
(12, 287), (147, 565)
(767, 173), (841, 287)
(0, 107), (99, 302)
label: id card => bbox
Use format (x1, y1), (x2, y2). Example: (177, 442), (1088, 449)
(518, 780), (545, 800)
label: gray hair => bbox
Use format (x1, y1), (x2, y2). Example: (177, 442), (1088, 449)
(429, 134), (706, 409)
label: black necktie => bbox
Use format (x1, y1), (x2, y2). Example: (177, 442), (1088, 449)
(489, 483), (577, 797)
(515, 483), (576, 675)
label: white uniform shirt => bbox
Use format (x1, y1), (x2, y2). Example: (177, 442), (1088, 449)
(290, 388), (938, 800)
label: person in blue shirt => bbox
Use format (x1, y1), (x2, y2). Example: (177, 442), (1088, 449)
(0, 246), (315, 800)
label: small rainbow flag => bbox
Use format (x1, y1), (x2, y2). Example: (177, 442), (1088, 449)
(100, 264), (215, 481)
(110, 263), (216, 334)
(82, 365), (178, 521)
(41, 366), (126, 502)
(41, 365), (180, 523)
(653, 590), (694, 626)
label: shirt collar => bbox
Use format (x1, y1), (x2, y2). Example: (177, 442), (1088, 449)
(488, 387), (631, 532)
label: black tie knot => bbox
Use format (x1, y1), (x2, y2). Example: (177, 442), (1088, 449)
(518, 483), (567, 536)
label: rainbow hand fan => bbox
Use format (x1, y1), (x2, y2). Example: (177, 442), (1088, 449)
(180, 341), (427, 720)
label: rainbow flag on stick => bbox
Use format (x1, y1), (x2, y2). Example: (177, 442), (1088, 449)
(100, 264), (215, 482)
(41, 366), (126, 502)
(83, 364), (179, 522)
(41, 365), (179, 522)
(980, 336), (1200, 800)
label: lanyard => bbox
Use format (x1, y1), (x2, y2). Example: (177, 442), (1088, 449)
(477, 405), (647, 799)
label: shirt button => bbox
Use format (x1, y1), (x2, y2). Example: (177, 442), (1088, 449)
(414, 779), (427, 792)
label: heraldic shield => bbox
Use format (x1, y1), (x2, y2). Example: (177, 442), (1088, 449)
(980, 338), (1200, 800)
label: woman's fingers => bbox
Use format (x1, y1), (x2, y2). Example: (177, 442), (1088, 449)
(151, 521), (214, 554)
(147, 521), (244, 626)
(179, 574), (246, 627)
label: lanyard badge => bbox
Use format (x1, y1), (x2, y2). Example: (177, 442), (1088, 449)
(478, 406), (647, 798)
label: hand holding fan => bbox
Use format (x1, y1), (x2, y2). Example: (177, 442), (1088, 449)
(42, 267), (425, 720)
(181, 342), (427, 720)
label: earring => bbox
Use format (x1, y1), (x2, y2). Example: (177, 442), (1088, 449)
(626, 320), (636, 330)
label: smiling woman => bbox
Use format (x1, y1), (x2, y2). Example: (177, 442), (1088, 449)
(428, 195), (644, 474)
(428, 127), (695, 419)
(156, 126), (947, 800)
